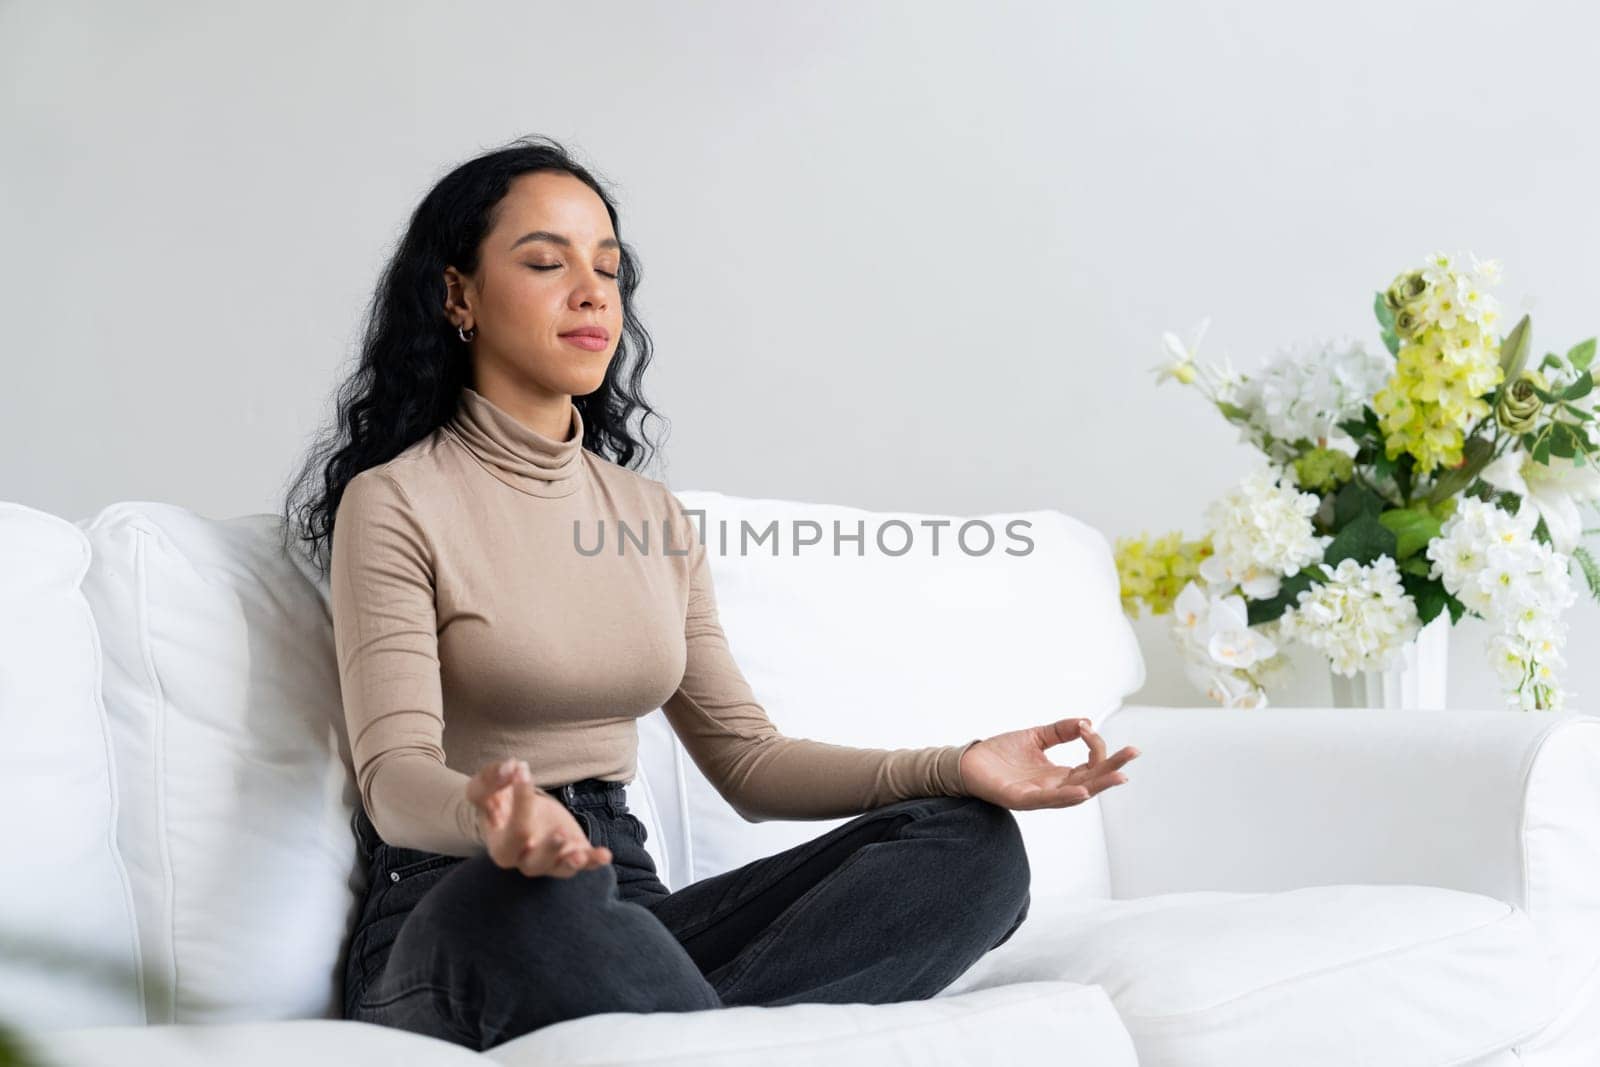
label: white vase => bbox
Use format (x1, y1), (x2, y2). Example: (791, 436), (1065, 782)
(1327, 613), (1451, 709)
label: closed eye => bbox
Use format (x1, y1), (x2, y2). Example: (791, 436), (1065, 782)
(529, 265), (618, 280)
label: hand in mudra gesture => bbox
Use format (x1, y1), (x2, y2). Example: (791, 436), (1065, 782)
(464, 758), (612, 878)
(959, 718), (1139, 810)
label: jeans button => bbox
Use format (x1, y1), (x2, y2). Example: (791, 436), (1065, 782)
(389, 871), (400, 882)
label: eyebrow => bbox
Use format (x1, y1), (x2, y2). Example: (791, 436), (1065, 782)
(510, 230), (621, 253)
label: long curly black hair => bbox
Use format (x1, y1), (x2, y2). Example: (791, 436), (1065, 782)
(281, 134), (664, 578)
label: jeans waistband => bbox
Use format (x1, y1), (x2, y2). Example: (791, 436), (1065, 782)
(553, 776), (631, 810)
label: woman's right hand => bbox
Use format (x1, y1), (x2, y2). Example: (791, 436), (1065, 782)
(465, 758), (612, 878)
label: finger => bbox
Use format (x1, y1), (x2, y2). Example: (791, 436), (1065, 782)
(499, 779), (539, 867)
(1017, 777), (1088, 809)
(1079, 769), (1130, 797)
(1035, 717), (1088, 750)
(465, 757), (519, 807)
(522, 828), (574, 878)
(1099, 746), (1141, 774)
(1080, 721), (1108, 767)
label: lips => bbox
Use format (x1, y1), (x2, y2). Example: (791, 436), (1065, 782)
(559, 327), (609, 342)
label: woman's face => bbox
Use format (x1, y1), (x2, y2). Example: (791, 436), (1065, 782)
(444, 171), (624, 401)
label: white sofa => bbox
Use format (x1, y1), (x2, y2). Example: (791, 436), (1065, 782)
(2, 490), (1596, 1066)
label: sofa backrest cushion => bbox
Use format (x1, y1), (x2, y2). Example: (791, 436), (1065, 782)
(0, 502), (144, 1029)
(77, 503), (357, 1024)
(654, 491), (1139, 902)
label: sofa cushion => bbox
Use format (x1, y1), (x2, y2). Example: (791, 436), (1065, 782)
(77, 503), (357, 1024)
(661, 491), (1141, 900)
(488, 980), (1135, 1066)
(29, 1018), (485, 1066)
(0, 502), (144, 1029)
(940, 885), (1560, 1067)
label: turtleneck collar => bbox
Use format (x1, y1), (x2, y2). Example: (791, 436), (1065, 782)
(443, 386), (586, 499)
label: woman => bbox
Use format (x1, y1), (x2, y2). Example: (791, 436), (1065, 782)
(283, 135), (1140, 1052)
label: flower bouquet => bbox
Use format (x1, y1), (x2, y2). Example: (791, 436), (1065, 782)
(1117, 252), (1600, 711)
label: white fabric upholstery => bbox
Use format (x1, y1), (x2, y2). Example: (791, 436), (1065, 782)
(663, 490), (1141, 902)
(5, 491), (1598, 1065)
(942, 890), (1556, 1067)
(0, 503), (143, 1029)
(37, 982), (1133, 1067)
(1094, 705), (1600, 1003)
(75, 503), (358, 1024)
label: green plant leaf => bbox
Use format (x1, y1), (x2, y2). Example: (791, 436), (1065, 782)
(1324, 512), (1397, 567)
(1563, 372), (1593, 401)
(1378, 507), (1443, 560)
(1427, 435), (1495, 505)
(1375, 291), (1401, 356)
(1499, 314), (1532, 380)
(1246, 568), (1319, 626)
(1569, 338), (1597, 373)
(1333, 480), (1385, 528)
(1573, 545), (1600, 602)
(1551, 422), (1577, 459)
(1215, 400), (1249, 422)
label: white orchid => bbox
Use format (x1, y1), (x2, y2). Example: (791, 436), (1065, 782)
(1152, 316), (1209, 386)
(1480, 451), (1600, 556)
(1170, 581), (1278, 708)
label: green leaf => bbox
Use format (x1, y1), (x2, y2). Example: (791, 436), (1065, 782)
(1534, 432), (1553, 464)
(1572, 545), (1600, 602)
(1563, 372), (1593, 401)
(1399, 555), (1434, 576)
(1216, 400), (1251, 423)
(1402, 573), (1450, 626)
(1333, 480), (1385, 527)
(1324, 512), (1397, 567)
(1426, 435), (1495, 505)
(1568, 338), (1597, 373)
(1375, 291), (1401, 356)
(1378, 507), (1443, 560)
(1246, 569), (1318, 625)
(1499, 314), (1533, 380)
(1551, 422), (1577, 459)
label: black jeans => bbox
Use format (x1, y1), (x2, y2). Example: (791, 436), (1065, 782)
(342, 777), (1031, 1052)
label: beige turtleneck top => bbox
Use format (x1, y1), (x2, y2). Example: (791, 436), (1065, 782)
(329, 386), (979, 856)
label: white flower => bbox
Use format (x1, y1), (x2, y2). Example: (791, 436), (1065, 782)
(1170, 580), (1277, 708)
(1426, 495), (1579, 709)
(1152, 317), (1209, 386)
(1228, 335), (1393, 458)
(1198, 466), (1331, 599)
(1480, 451), (1600, 556)
(1278, 556), (1421, 676)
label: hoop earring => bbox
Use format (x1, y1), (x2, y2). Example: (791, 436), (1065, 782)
(457, 324), (476, 343)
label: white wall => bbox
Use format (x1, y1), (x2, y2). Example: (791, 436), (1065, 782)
(3, 0), (1596, 711)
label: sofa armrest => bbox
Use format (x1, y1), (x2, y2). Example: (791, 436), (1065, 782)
(1095, 704), (1600, 995)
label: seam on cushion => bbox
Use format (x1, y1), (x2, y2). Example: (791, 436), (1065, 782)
(131, 529), (181, 1023)
(1517, 718), (1600, 941)
(564, 984), (1099, 1067)
(1123, 901), (1520, 1023)
(76, 529), (149, 1022)
(670, 728), (694, 886)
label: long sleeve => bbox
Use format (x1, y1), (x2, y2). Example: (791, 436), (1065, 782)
(659, 494), (981, 822)
(329, 469), (485, 857)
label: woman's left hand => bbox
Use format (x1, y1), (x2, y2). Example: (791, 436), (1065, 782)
(959, 718), (1139, 810)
